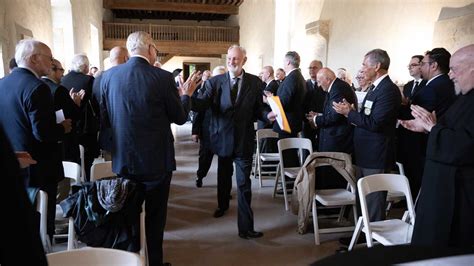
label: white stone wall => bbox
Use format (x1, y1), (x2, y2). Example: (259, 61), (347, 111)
(239, 0), (473, 84)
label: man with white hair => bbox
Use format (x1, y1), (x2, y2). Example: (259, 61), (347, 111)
(100, 31), (199, 266)
(192, 45), (270, 239)
(402, 44), (474, 247)
(61, 53), (98, 181)
(0, 39), (72, 241)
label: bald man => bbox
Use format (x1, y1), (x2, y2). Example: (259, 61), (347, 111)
(402, 44), (474, 247)
(307, 68), (356, 153)
(93, 46), (128, 160)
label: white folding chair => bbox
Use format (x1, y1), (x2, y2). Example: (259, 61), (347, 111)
(348, 174), (415, 250)
(90, 162), (147, 265)
(79, 144), (86, 182)
(273, 137), (313, 211)
(90, 161), (115, 181)
(254, 129), (280, 187)
(311, 155), (358, 245)
(57, 161), (81, 250)
(36, 190), (52, 253)
(47, 247), (142, 266)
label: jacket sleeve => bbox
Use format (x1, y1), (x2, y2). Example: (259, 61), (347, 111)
(27, 84), (65, 142)
(316, 86), (346, 128)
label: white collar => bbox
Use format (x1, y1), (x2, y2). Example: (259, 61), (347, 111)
(372, 73), (388, 90)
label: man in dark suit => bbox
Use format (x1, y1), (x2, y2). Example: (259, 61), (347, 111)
(303, 60), (326, 151)
(0, 125), (47, 266)
(275, 67), (286, 84)
(192, 45), (269, 239)
(269, 51), (306, 167)
(307, 68), (356, 153)
(258, 65), (279, 131)
(43, 59), (82, 163)
(333, 49), (401, 222)
(402, 44), (474, 247)
(0, 39), (72, 240)
(100, 31), (199, 266)
(61, 54), (98, 181)
(92, 46), (128, 161)
(397, 55), (427, 198)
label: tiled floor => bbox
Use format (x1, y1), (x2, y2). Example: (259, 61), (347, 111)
(163, 123), (346, 265)
(53, 123), (349, 265)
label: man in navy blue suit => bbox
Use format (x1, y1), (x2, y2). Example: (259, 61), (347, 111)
(0, 39), (72, 241)
(100, 31), (199, 266)
(192, 45), (270, 239)
(333, 49), (401, 222)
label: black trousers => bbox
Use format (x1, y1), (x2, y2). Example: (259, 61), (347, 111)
(355, 166), (387, 222)
(79, 133), (99, 182)
(219, 156), (255, 233)
(196, 143), (214, 179)
(122, 172), (172, 266)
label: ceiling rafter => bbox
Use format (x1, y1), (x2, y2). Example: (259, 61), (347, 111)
(104, 0), (240, 15)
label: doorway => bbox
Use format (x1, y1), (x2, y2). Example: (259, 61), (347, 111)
(183, 62), (210, 80)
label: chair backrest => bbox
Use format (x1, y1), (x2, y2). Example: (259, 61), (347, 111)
(90, 161), (115, 182)
(357, 174), (416, 237)
(256, 128), (279, 141)
(62, 161), (81, 183)
(47, 247), (142, 266)
(277, 138), (313, 167)
(36, 190), (51, 252)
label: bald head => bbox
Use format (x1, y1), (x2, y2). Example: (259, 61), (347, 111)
(316, 67), (336, 91)
(449, 44), (474, 95)
(109, 46), (128, 67)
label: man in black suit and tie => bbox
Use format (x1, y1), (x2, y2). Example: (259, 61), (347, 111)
(192, 45), (270, 239)
(0, 39), (72, 241)
(333, 49), (401, 222)
(397, 55), (427, 198)
(61, 54), (98, 181)
(258, 65), (279, 131)
(100, 31), (199, 266)
(303, 60), (326, 151)
(306, 68), (357, 190)
(269, 51), (306, 167)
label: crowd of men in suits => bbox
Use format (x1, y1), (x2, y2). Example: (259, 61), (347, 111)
(0, 31), (472, 265)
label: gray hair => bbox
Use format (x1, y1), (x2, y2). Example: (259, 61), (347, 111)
(365, 49), (390, 70)
(285, 51), (300, 68)
(212, 65), (226, 76)
(263, 65), (274, 76)
(71, 54), (90, 73)
(127, 31), (154, 54)
(227, 44), (246, 56)
(15, 39), (43, 66)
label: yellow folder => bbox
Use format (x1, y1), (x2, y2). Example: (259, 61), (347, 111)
(267, 96), (291, 133)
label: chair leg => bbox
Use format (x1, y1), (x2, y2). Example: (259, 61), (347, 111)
(337, 206), (346, 223)
(348, 217), (363, 251)
(67, 217), (76, 250)
(272, 164), (280, 198)
(258, 157), (263, 188)
(312, 198), (320, 245)
(282, 173), (289, 211)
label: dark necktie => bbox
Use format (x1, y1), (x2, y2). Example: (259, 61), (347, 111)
(411, 81), (419, 96)
(231, 77), (239, 104)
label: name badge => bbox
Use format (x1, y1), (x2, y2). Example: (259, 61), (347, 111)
(364, 108), (371, 116)
(364, 100), (373, 109)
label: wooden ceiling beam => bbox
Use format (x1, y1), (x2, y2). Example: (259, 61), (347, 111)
(104, 0), (239, 15)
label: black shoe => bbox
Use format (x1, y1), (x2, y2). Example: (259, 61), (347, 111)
(163, 263), (172, 266)
(213, 208), (227, 218)
(195, 177), (203, 188)
(339, 236), (365, 246)
(239, 230), (264, 239)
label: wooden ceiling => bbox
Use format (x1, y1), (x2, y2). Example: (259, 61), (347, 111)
(104, 0), (244, 21)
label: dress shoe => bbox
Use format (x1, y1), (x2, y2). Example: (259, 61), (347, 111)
(213, 208), (227, 218)
(163, 263), (172, 266)
(195, 177), (203, 188)
(238, 230), (264, 239)
(339, 236), (365, 246)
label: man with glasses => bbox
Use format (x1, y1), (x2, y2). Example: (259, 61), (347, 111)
(0, 39), (72, 243)
(397, 55), (427, 198)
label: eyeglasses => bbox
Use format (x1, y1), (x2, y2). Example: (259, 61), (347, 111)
(52, 66), (64, 72)
(420, 61), (433, 66)
(407, 63), (421, 68)
(149, 44), (158, 54)
(308, 66), (319, 70)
